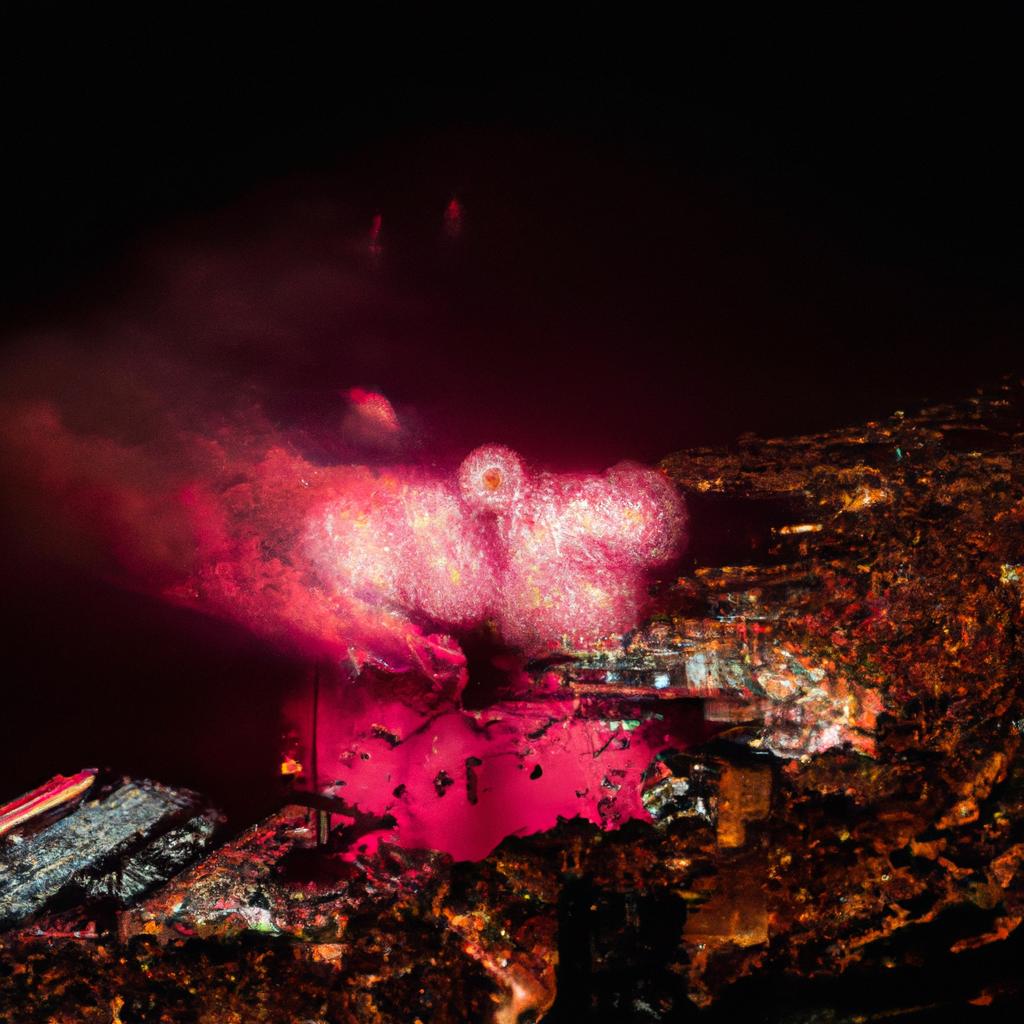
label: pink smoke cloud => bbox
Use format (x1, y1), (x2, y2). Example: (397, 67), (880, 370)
(305, 442), (686, 656)
(0, 392), (685, 674)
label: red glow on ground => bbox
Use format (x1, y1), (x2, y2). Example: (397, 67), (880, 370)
(300, 667), (705, 861)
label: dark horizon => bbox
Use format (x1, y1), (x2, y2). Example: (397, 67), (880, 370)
(3, 65), (1022, 450)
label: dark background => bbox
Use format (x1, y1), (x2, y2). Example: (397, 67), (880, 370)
(1, 40), (1022, 819)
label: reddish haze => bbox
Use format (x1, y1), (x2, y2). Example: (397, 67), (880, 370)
(1, 388), (684, 669)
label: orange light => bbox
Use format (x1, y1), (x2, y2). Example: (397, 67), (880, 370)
(280, 758), (303, 776)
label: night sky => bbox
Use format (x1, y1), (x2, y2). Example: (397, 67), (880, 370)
(1, 46), (1022, 817)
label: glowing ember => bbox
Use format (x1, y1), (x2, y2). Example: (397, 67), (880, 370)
(0, 770), (97, 838)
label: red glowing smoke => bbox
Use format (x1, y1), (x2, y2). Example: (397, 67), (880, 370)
(305, 441), (685, 655)
(1, 389), (684, 674)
